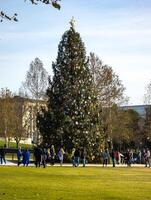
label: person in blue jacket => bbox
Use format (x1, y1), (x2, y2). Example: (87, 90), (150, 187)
(22, 148), (30, 166)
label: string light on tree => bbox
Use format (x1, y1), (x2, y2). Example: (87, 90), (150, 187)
(37, 19), (102, 155)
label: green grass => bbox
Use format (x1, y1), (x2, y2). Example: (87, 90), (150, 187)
(0, 167), (151, 200)
(0, 140), (32, 149)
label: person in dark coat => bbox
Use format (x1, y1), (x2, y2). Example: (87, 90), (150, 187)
(17, 146), (22, 166)
(34, 146), (42, 168)
(125, 149), (131, 167)
(0, 146), (6, 164)
(74, 147), (81, 167)
(115, 151), (120, 164)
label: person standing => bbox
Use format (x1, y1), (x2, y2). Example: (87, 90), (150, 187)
(71, 148), (76, 166)
(130, 149), (134, 164)
(25, 148), (30, 166)
(22, 149), (26, 166)
(81, 147), (87, 167)
(125, 149), (131, 167)
(50, 145), (56, 165)
(34, 146), (42, 168)
(17, 146), (22, 166)
(115, 151), (120, 164)
(145, 148), (151, 168)
(0, 146), (6, 164)
(74, 147), (80, 167)
(137, 150), (142, 164)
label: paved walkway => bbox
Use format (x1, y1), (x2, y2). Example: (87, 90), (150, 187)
(0, 161), (148, 168)
(0, 160), (16, 166)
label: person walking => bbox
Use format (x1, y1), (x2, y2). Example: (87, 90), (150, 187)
(41, 146), (48, 168)
(130, 150), (134, 164)
(22, 148), (30, 167)
(17, 146), (22, 166)
(102, 148), (110, 167)
(34, 146), (42, 168)
(58, 147), (65, 166)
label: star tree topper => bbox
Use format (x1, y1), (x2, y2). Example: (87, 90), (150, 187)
(70, 17), (76, 30)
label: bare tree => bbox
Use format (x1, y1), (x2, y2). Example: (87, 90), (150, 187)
(0, 88), (16, 146)
(12, 98), (31, 147)
(21, 58), (49, 143)
(89, 53), (128, 149)
(144, 81), (151, 104)
(89, 52), (127, 106)
(0, 89), (31, 147)
(22, 57), (48, 100)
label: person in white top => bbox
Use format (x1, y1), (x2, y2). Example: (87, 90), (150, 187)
(145, 148), (151, 168)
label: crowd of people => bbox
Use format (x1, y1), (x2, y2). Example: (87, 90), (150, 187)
(102, 148), (151, 168)
(17, 145), (66, 168)
(17, 147), (30, 167)
(71, 147), (87, 167)
(0, 144), (151, 168)
(16, 145), (87, 168)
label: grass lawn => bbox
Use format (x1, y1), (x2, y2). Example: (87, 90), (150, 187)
(0, 140), (32, 149)
(0, 167), (151, 200)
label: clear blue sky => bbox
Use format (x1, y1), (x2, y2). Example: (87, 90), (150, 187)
(1, 0), (151, 105)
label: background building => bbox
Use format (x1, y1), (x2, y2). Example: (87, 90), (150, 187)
(121, 105), (150, 118)
(0, 95), (47, 145)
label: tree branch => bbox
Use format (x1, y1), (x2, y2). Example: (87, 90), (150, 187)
(0, 11), (18, 22)
(0, 0), (61, 22)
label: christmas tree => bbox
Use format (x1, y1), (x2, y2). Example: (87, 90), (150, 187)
(37, 18), (102, 154)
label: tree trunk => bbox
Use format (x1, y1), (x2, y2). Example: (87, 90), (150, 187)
(15, 139), (20, 148)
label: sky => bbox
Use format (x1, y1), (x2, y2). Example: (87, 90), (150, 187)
(0, 0), (151, 105)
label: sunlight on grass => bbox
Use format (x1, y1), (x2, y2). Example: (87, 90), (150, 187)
(0, 167), (151, 200)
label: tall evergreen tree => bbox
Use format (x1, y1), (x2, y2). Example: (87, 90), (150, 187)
(37, 20), (102, 154)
